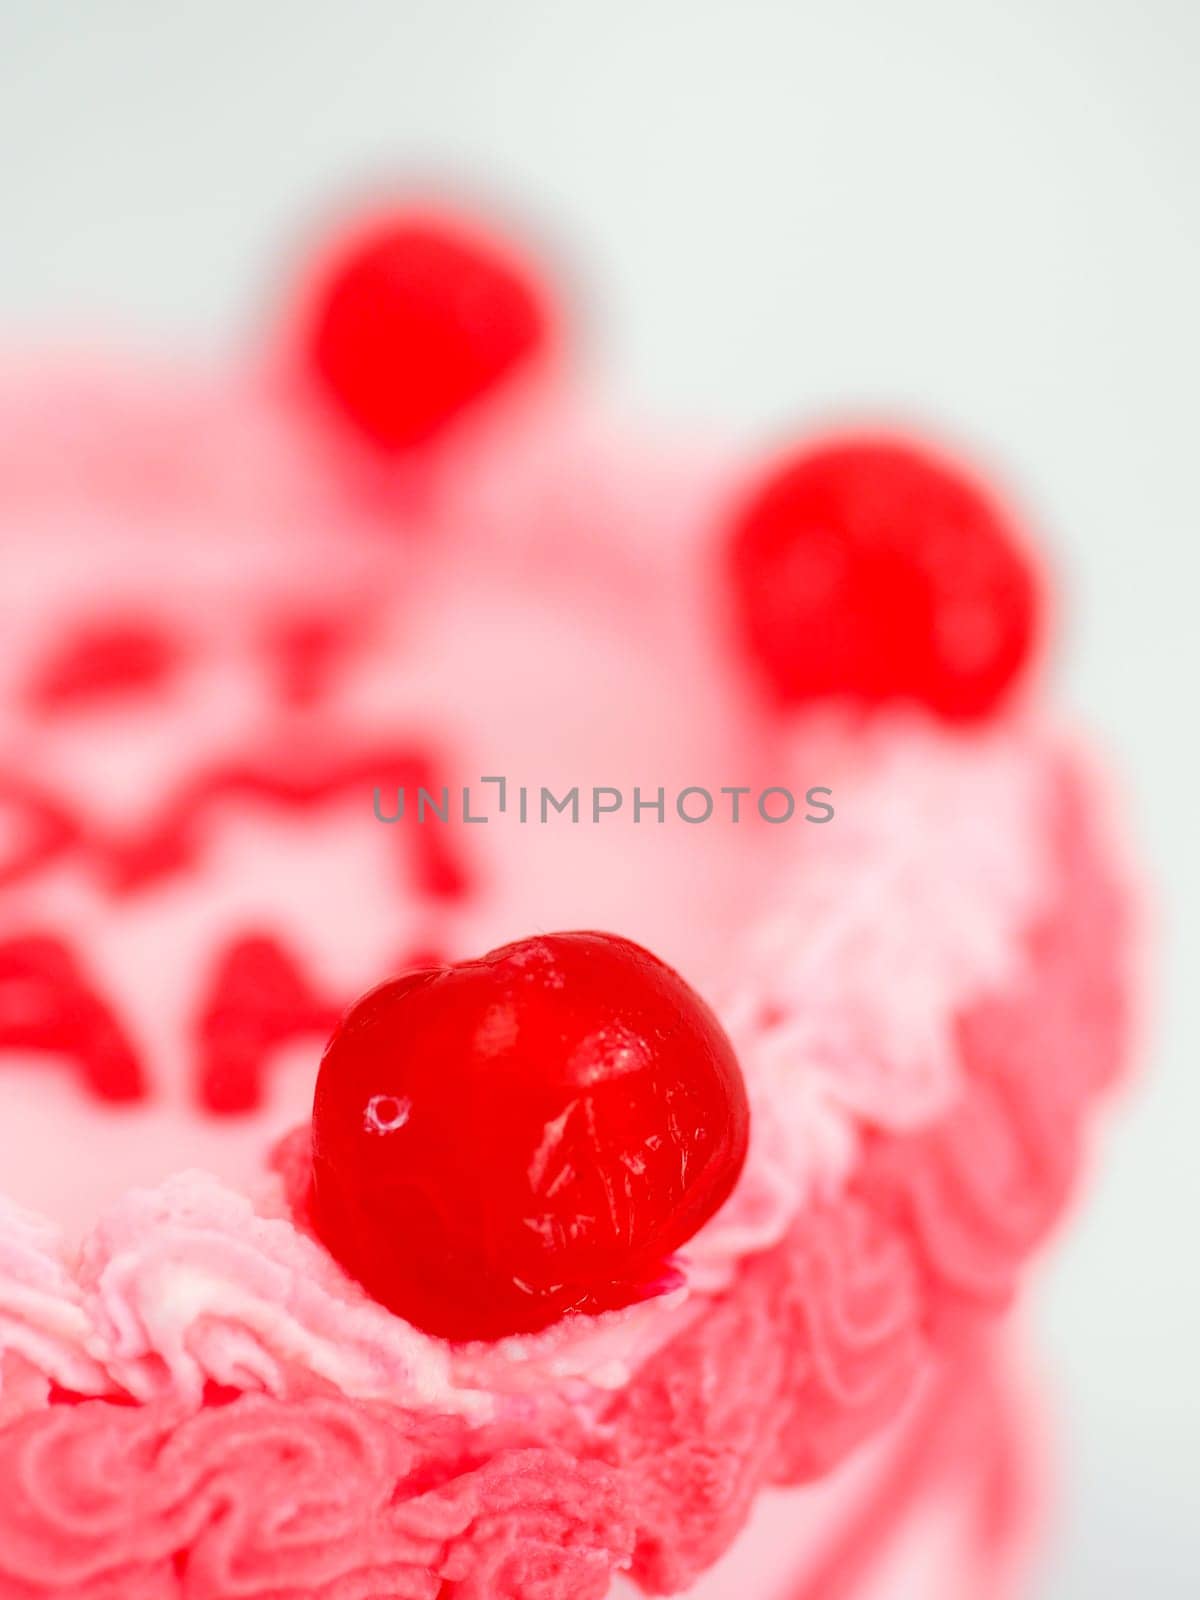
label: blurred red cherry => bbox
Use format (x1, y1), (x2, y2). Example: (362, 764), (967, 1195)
(299, 207), (553, 450)
(727, 434), (1041, 721)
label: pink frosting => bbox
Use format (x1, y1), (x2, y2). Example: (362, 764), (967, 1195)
(0, 750), (1131, 1597)
(0, 1201), (109, 1422)
(76, 1175), (466, 1412)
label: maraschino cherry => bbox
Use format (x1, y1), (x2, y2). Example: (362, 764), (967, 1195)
(299, 207), (553, 450)
(310, 932), (749, 1341)
(727, 434), (1040, 721)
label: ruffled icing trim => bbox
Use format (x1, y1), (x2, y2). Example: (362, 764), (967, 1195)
(0, 1201), (109, 1422)
(76, 1176), (468, 1413)
(855, 757), (1129, 1312)
(0, 1394), (638, 1600)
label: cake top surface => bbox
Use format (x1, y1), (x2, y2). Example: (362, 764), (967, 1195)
(0, 203), (1093, 1403)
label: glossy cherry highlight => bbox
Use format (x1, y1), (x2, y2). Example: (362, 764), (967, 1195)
(310, 931), (749, 1341)
(728, 434), (1040, 721)
(300, 208), (552, 450)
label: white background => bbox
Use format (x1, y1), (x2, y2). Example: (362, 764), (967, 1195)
(1, 2), (1195, 1594)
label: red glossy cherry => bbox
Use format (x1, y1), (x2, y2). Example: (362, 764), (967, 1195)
(299, 208), (553, 450)
(310, 931), (749, 1341)
(727, 434), (1040, 721)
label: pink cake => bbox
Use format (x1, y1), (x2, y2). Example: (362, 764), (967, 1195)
(0, 205), (1133, 1598)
